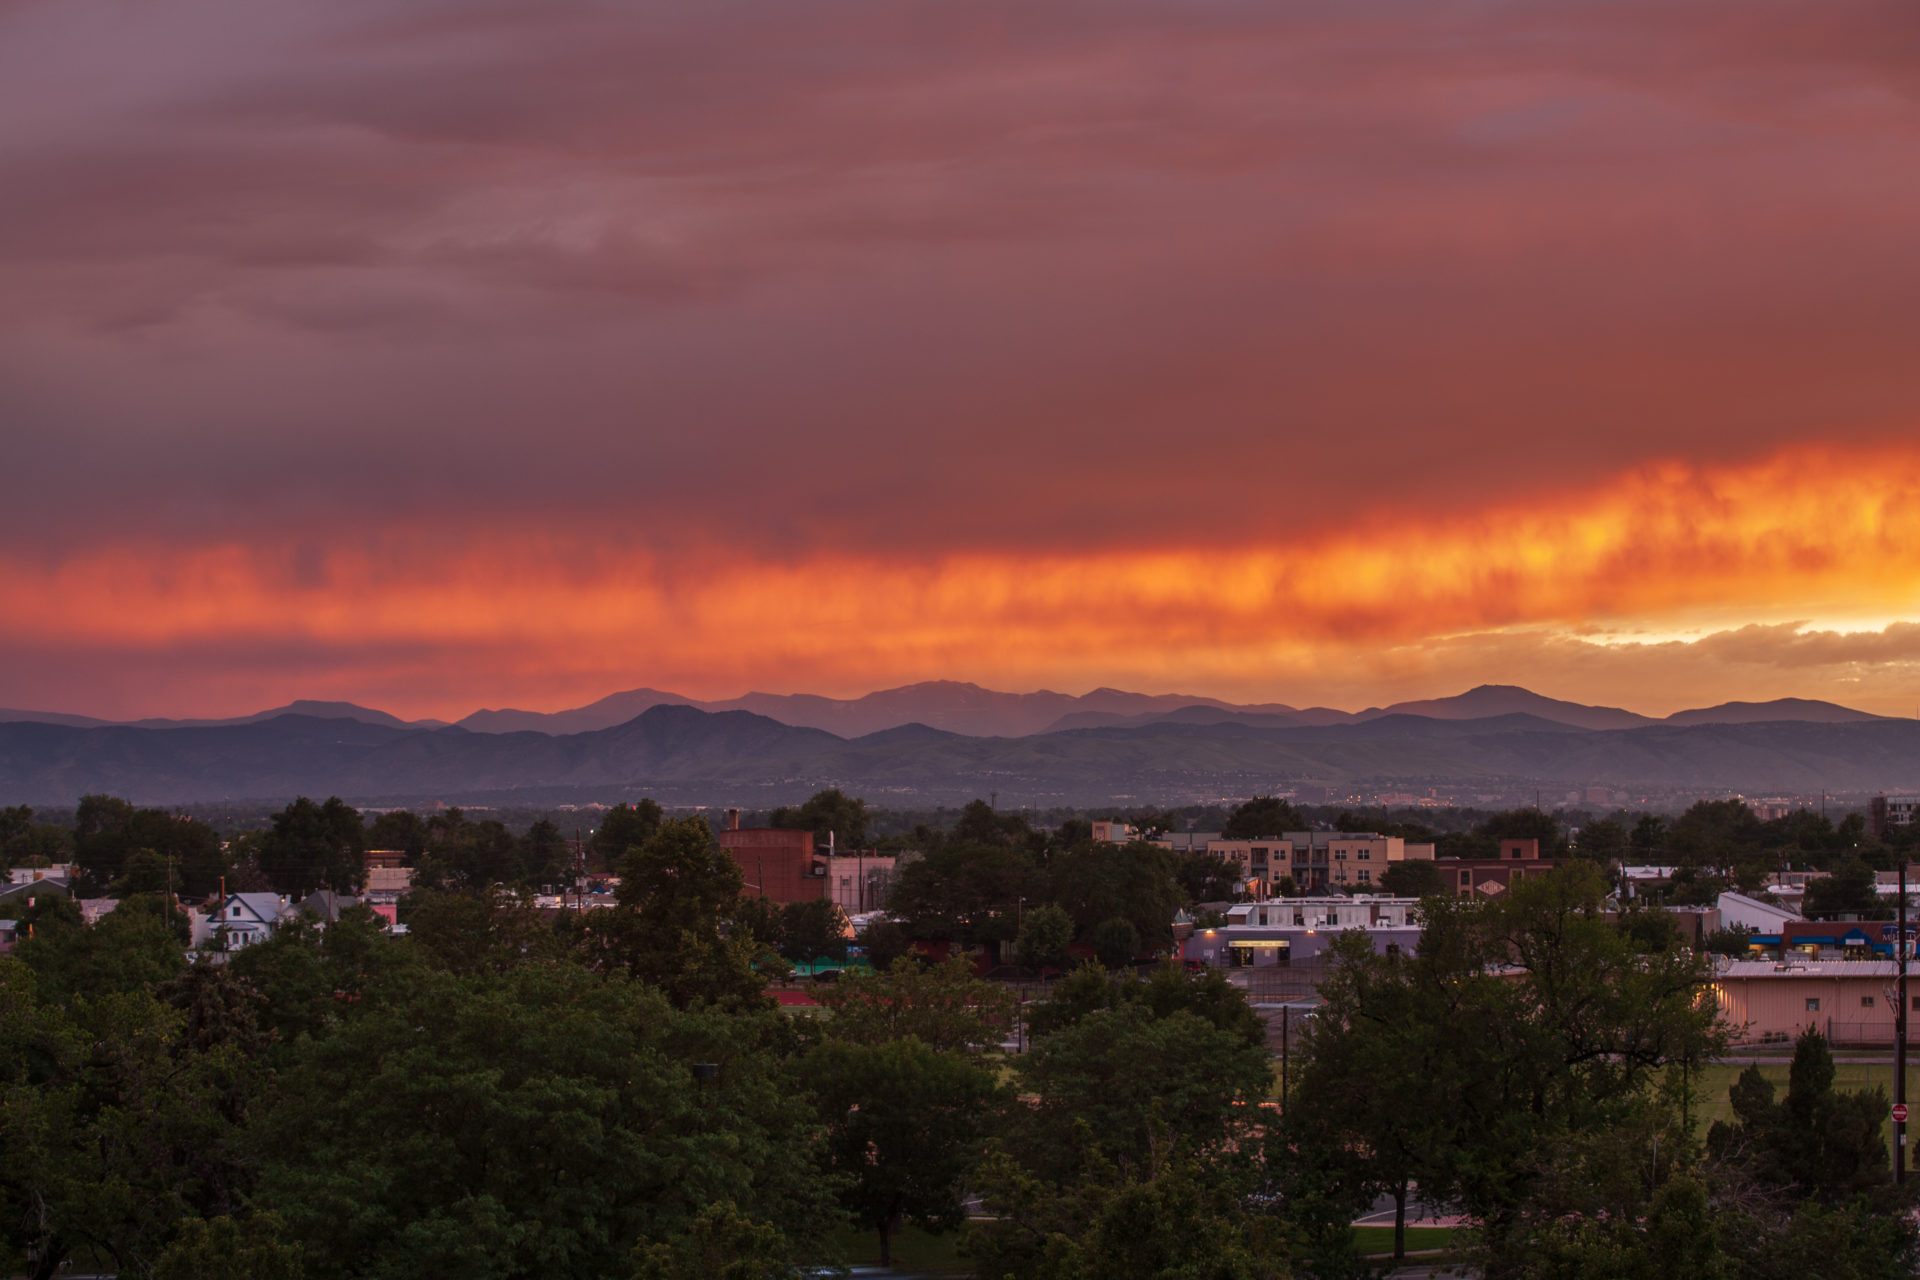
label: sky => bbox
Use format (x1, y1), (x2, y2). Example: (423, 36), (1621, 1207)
(5, 0), (1920, 722)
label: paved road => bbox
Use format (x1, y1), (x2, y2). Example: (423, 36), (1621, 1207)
(1721, 1055), (1907, 1065)
(1353, 1190), (1464, 1228)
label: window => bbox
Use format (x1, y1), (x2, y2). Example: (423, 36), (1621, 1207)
(1358, 850), (1371, 860)
(1806, 998), (1821, 1012)
(1913, 996), (1920, 1012)
(1358, 869), (1372, 883)
(232, 906), (241, 918)
(1862, 996), (1876, 1008)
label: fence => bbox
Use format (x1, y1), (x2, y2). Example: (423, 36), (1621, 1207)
(1240, 960), (1335, 1004)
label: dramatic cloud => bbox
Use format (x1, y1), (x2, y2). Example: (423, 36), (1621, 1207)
(5, 444), (1919, 719)
(3, 0), (1916, 716)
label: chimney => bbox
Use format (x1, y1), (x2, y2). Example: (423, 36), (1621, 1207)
(726, 808), (740, 832)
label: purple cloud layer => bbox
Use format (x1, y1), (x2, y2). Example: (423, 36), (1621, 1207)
(3, 0), (1916, 559)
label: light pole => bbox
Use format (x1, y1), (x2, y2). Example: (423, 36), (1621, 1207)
(1898, 860), (1908, 1184)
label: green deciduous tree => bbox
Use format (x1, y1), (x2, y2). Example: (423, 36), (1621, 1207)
(1172, 850), (1242, 904)
(799, 1037), (1000, 1266)
(591, 817), (766, 1009)
(858, 918), (910, 971)
(153, 1214), (306, 1280)
(1378, 858), (1446, 897)
(886, 842), (1040, 945)
(950, 800), (1044, 852)
(1026, 961), (1265, 1049)
(815, 955), (1012, 1056)
(256, 965), (832, 1280)
(1574, 816), (1629, 863)
(226, 908), (421, 1055)
(972, 977), (1279, 1278)
(0, 805), (32, 867)
(0, 959), (265, 1278)
(1802, 857), (1885, 920)
(1089, 916), (1141, 969)
(412, 808), (527, 890)
(365, 808), (429, 861)
(1286, 864), (1726, 1274)
(259, 796), (365, 897)
(1222, 797), (1303, 840)
(772, 789), (872, 850)
(522, 818), (573, 885)
(1048, 841), (1183, 952)
(1014, 1002), (1273, 1180)
(776, 897), (849, 965)
(971, 1147), (1290, 1280)
(13, 905), (185, 1004)
(630, 1202), (801, 1280)
(69, 797), (225, 897)
(590, 799), (664, 870)
(404, 886), (570, 975)
(1014, 902), (1074, 972)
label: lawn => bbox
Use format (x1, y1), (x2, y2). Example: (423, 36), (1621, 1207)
(826, 1225), (972, 1273)
(1352, 1225), (1458, 1256)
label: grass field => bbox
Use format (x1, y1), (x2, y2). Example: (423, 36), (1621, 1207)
(828, 1225), (972, 1273)
(827, 1224), (1459, 1273)
(1692, 1060), (1920, 1140)
(1352, 1225), (1458, 1256)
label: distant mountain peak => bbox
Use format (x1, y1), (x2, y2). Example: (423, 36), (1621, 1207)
(1664, 698), (1884, 726)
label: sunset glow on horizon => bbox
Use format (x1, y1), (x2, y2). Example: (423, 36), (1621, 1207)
(6, 0), (1920, 723)
(8, 441), (1920, 721)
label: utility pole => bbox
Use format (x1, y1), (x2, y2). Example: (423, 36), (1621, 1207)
(1280, 1006), (1290, 1110)
(1899, 859), (1909, 1184)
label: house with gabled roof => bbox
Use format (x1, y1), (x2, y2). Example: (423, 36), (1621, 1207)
(198, 892), (291, 950)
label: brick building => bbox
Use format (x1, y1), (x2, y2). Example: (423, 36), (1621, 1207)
(1436, 837), (1558, 898)
(716, 823), (825, 903)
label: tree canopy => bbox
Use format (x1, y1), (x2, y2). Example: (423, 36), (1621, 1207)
(1221, 796), (1303, 839)
(591, 817), (766, 1009)
(771, 788), (872, 849)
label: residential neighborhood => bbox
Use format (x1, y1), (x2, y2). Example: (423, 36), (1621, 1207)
(4, 786), (1919, 1279)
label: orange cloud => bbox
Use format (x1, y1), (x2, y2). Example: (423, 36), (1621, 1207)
(6, 441), (1920, 720)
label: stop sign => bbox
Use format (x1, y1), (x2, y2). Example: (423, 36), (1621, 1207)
(1894, 1103), (1909, 1124)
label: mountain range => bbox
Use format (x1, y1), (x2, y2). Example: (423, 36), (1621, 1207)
(0, 685), (1910, 808)
(4, 682), (1886, 740)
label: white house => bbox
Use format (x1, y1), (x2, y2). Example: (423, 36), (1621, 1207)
(198, 893), (291, 950)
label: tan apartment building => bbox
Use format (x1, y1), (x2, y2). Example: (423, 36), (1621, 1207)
(1155, 832), (1434, 896)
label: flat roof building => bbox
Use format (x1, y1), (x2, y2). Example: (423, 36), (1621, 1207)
(1713, 959), (1917, 1048)
(1182, 895), (1424, 968)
